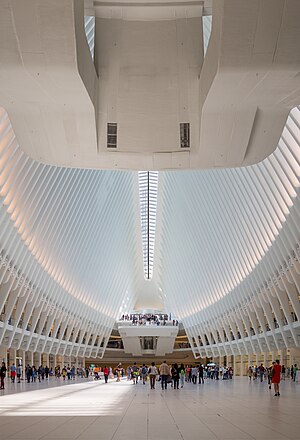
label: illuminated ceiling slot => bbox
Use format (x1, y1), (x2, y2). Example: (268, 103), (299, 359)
(84, 16), (95, 60)
(203, 15), (212, 56)
(138, 171), (158, 279)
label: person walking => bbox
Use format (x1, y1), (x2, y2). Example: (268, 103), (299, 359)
(116, 364), (122, 382)
(103, 366), (109, 383)
(45, 365), (49, 379)
(159, 360), (170, 390)
(179, 364), (185, 388)
(0, 361), (7, 390)
(191, 366), (198, 384)
(248, 366), (253, 380)
(198, 365), (204, 384)
(37, 365), (42, 382)
(292, 364), (298, 382)
(32, 366), (37, 382)
(16, 364), (22, 383)
(26, 364), (32, 383)
(272, 359), (281, 396)
(131, 362), (139, 384)
(10, 363), (16, 383)
(141, 364), (148, 385)
(148, 362), (157, 389)
(267, 364), (274, 389)
(171, 363), (180, 389)
(258, 364), (265, 382)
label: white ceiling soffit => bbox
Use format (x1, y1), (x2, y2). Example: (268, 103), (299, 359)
(93, 1), (203, 21)
(0, 0), (299, 170)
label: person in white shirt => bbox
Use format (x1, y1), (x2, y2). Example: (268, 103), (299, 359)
(148, 362), (157, 389)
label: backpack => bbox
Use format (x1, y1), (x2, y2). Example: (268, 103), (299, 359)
(141, 366), (147, 375)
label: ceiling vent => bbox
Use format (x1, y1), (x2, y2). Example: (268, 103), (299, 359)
(180, 123), (190, 148)
(107, 123), (117, 148)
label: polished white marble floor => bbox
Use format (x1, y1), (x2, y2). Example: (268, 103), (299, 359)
(0, 377), (299, 440)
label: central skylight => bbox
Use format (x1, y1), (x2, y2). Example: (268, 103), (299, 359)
(138, 171), (159, 279)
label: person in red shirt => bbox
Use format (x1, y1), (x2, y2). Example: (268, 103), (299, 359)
(271, 359), (281, 396)
(103, 366), (109, 383)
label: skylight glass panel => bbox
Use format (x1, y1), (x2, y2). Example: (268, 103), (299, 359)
(203, 15), (212, 56)
(138, 171), (158, 279)
(84, 16), (95, 60)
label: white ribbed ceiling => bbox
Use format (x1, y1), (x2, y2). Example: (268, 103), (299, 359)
(0, 107), (144, 356)
(155, 106), (300, 355)
(0, 3), (300, 359)
(1, 105), (300, 356)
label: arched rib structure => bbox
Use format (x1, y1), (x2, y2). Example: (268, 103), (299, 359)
(0, 107), (141, 358)
(157, 106), (300, 357)
(1, 102), (300, 359)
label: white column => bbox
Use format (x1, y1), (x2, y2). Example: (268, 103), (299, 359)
(250, 353), (255, 367)
(263, 352), (267, 367)
(37, 352), (42, 366)
(0, 347), (7, 364)
(254, 353), (258, 368)
(22, 350), (26, 379)
(242, 354), (247, 376)
(9, 348), (16, 367)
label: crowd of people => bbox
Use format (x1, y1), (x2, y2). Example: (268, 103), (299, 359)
(248, 363), (298, 382)
(247, 362), (298, 396)
(123, 362), (233, 389)
(0, 362), (94, 390)
(119, 313), (179, 326)
(0, 359), (298, 395)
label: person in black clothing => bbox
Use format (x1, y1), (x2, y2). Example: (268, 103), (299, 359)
(45, 365), (49, 379)
(0, 362), (7, 389)
(198, 365), (204, 384)
(171, 363), (180, 390)
(26, 364), (32, 383)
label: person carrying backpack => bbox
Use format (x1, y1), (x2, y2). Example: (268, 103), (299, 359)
(141, 364), (148, 384)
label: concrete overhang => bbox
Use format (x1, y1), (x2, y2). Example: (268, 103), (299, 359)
(0, 0), (299, 170)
